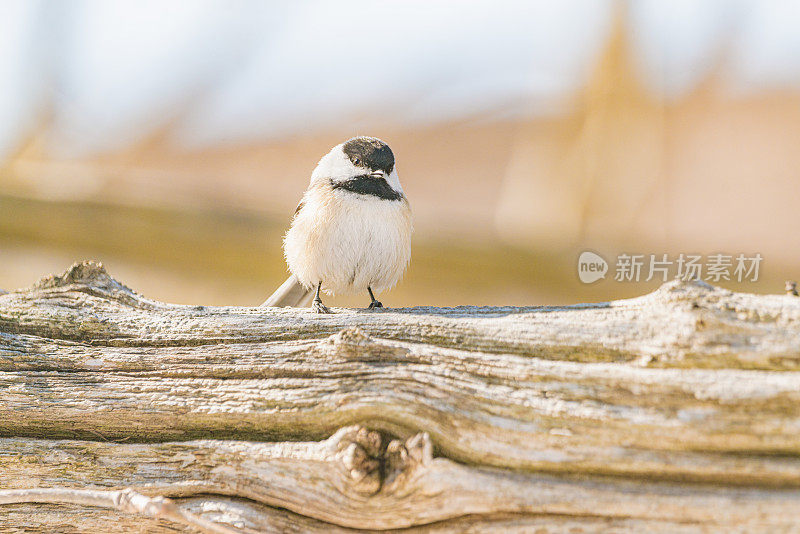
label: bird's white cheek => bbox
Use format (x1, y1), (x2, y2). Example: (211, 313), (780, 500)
(310, 146), (362, 185)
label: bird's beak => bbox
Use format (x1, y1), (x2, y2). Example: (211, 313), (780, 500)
(369, 170), (386, 179)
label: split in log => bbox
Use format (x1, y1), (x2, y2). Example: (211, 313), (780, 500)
(2, 261), (800, 532)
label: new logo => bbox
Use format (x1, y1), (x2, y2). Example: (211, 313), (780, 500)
(578, 251), (608, 284)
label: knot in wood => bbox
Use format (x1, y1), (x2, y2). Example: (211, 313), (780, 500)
(327, 426), (433, 496)
(319, 328), (411, 363)
(383, 431), (433, 493)
(330, 327), (373, 346)
(329, 426), (383, 494)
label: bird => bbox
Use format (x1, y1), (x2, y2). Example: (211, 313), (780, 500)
(262, 136), (412, 313)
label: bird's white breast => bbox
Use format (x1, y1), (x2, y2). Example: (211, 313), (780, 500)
(284, 182), (412, 296)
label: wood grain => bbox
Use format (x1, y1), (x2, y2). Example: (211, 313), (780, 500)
(2, 261), (799, 532)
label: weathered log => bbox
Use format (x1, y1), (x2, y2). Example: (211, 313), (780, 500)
(1, 261), (800, 532)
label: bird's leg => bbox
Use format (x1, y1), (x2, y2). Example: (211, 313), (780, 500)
(312, 282), (331, 314)
(367, 286), (383, 310)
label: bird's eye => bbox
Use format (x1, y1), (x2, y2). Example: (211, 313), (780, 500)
(353, 157), (361, 165)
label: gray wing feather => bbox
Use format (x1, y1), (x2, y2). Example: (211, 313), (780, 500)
(261, 275), (314, 307)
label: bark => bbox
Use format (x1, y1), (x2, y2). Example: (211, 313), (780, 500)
(1, 261), (800, 532)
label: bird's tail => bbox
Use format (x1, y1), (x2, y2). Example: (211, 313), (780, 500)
(261, 275), (314, 307)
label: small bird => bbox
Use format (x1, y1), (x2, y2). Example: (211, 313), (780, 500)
(262, 136), (412, 313)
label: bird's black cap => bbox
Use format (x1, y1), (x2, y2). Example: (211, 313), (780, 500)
(342, 137), (395, 174)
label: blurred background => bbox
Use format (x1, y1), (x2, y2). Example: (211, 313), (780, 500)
(1, 0), (799, 307)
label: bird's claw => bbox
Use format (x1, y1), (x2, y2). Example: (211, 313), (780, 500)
(312, 300), (331, 314)
(368, 301), (383, 310)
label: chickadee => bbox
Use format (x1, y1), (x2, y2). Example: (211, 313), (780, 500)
(262, 136), (412, 313)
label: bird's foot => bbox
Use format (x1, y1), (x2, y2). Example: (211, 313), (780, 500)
(312, 299), (331, 314)
(367, 300), (383, 310)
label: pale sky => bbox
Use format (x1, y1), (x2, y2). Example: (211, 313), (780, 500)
(0, 0), (799, 159)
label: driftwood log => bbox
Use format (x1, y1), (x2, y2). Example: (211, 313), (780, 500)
(2, 260), (800, 532)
